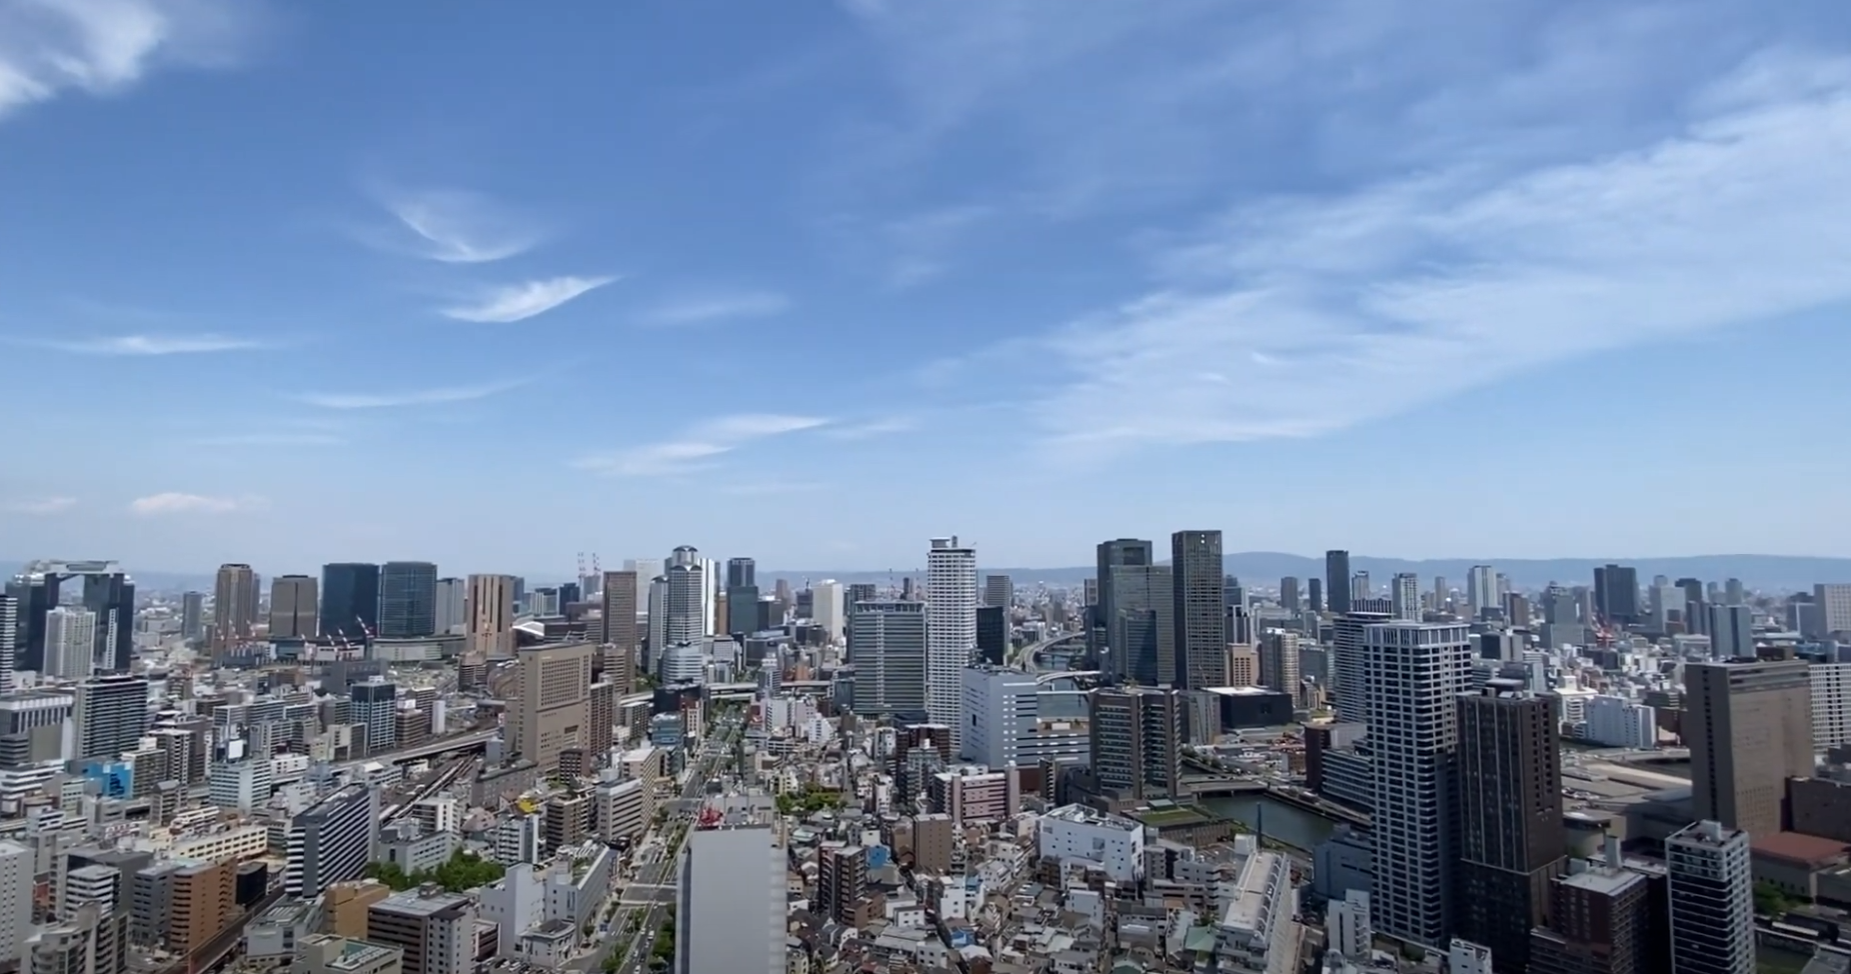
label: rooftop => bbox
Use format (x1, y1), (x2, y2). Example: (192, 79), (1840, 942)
(1750, 832), (1851, 866)
(1044, 804), (1139, 832)
(1559, 866), (1644, 896)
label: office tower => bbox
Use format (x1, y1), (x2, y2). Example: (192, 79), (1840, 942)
(74, 674), (149, 761)
(725, 557), (761, 635)
(1097, 538), (1156, 654)
(599, 570), (639, 652)
(664, 562), (705, 645)
(1351, 571), (1371, 601)
(1666, 821), (1753, 974)
(178, 591), (204, 643)
(1433, 576), (1450, 610)
(1391, 573), (1420, 621)
(1455, 681), (1565, 973)
(1707, 605), (1753, 659)
(848, 601), (928, 716)
(210, 563), (260, 653)
(1280, 577), (1301, 612)
(646, 575), (667, 656)
(976, 605), (1008, 666)
(1593, 564), (1639, 625)
(463, 574), (517, 658)
(725, 557), (755, 589)
(1089, 686), (1185, 800)
(812, 580), (845, 638)
(960, 667), (1092, 768)
(1325, 550), (1352, 615)
(1171, 531), (1227, 690)
(0, 596), (13, 694)
(509, 642), (593, 772)
(1332, 611), (1391, 726)
(925, 537), (977, 747)
(45, 607), (97, 680)
(1224, 575), (1247, 614)
(1365, 621), (1474, 948)
(350, 680), (397, 755)
(1684, 660), (1814, 836)
(267, 575), (318, 640)
(983, 574), (1014, 609)
(1308, 577), (1324, 614)
(378, 562), (438, 638)
(1813, 583), (1851, 637)
(319, 563), (380, 642)
(1724, 578), (1746, 606)
(676, 827), (782, 974)
(1259, 630), (1300, 695)
(1101, 544), (1174, 686)
(624, 558), (662, 605)
(433, 577), (465, 634)
(1467, 565), (1495, 618)
(284, 784), (379, 898)
(368, 889), (475, 974)
(77, 571), (135, 673)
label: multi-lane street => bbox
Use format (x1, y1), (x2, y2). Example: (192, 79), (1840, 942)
(572, 710), (742, 974)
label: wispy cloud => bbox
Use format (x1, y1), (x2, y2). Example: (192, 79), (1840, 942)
(36, 334), (266, 356)
(575, 413), (829, 477)
(0, 0), (262, 121)
(296, 378), (529, 410)
(2, 497), (76, 515)
(1031, 50), (1851, 452)
(639, 290), (791, 327)
(363, 188), (542, 263)
(824, 416), (917, 440)
(129, 492), (262, 516)
(441, 276), (617, 323)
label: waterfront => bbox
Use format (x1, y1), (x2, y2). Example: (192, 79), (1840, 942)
(1202, 794), (1341, 850)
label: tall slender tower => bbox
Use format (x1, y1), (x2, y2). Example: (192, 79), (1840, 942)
(211, 564), (259, 655)
(1667, 821), (1753, 974)
(926, 537), (977, 749)
(1171, 530), (1227, 689)
(1325, 550), (1352, 615)
(465, 574), (518, 658)
(599, 570), (639, 651)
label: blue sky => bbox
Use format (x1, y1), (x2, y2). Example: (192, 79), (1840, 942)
(3, 0), (1851, 576)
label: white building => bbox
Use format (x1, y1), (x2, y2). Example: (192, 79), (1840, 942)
(208, 759), (274, 812)
(1815, 584), (1851, 637)
(1668, 821), (1753, 974)
(1583, 695), (1656, 750)
(1365, 621), (1472, 948)
(677, 828), (782, 974)
(1467, 566), (1496, 618)
(1450, 939), (1494, 974)
(594, 778), (649, 845)
(479, 864), (544, 959)
(1811, 663), (1851, 749)
(44, 608), (97, 681)
(959, 666), (1090, 768)
(1326, 890), (1370, 958)
(812, 581), (845, 640)
(1210, 843), (1298, 974)
(1036, 804), (1145, 885)
(0, 841), (30, 963)
(665, 561), (705, 646)
(926, 537), (977, 751)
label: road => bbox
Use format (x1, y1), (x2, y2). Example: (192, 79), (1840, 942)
(569, 710), (743, 974)
(1014, 631), (1081, 674)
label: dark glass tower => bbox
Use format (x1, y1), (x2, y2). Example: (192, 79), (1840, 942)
(1171, 530), (1228, 689)
(377, 562), (437, 638)
(319, 563), (381, 641)
(1325, 549), (1352, 615)
(726, 557), (760, 635)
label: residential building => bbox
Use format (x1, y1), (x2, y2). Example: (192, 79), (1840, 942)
(926, 537), (977, 750)
(1090, 686), (1183, 801)
(1666, 821), (1752, 974)
(1172, 530), (1228, 689)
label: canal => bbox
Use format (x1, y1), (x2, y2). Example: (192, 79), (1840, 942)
(1201, 794), (1341, 851)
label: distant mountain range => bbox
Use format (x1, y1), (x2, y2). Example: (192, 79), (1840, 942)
(9, 552), (1848, 595)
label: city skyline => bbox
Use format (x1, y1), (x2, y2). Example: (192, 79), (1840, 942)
(3, 3), (1851, 568)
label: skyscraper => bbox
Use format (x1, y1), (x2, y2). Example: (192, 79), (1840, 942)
(1259, 630), (1300, 694)
(1099, 540), (1173, 686)
(1391, 573), (1421, 621)
(464, 574), (517, 658)
(1594, 564), (1639, 625)
(926, 537), (977, 748)
(509, 642), (593, 773)
(676, 828), (782, 974)
(1467, 565), (1496, 618)
(44, 607), (97, 680)
(1171, 530), (1227, 690)
(74, 673), (150, 761)
(1684, 659), (1814, 836)
(284, 784), (379, 898)
(211, 564), (260, 654)
(983, 574), (1014, 609)
(725, 557), (761, 636)
(1455, 681), (1565, 973)
(1308, 577), (1324, 614)
(1097, 538), (1155, 659)
(1325, 550), (1352, 615)
(1090, 686), (1185, 800)
(1666, 821), (1753, 974)
(0, 596), (14, 694)
(267, 575), (319, 640)
(1332, 611), (1391, 726)
(378, 562), (438, 638)
(850, 601), (928, 717)
(79, 571), (135, 673)
(1366, 621), (1474, 948)
(318, 563), (380, 642)
(434, 577), (465, 634)
(664, 563), (705, 645)
(1707, 604), (1754, 659)
(812, 580), (845, 639)
(599, 570), (638, 651)
(180, 591), (204, 642)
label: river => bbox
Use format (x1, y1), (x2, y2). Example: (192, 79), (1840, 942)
(1201, 794), (1340, 851)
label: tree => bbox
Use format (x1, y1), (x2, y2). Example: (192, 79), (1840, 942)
(1755, 881), (1797, 916)
(365, 849), (506, 894)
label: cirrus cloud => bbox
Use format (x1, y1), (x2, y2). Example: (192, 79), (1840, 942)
(129, 492), (261, 515)
(639, 289), (791, 326)
(295, 377), (531, 410)
(38, 334), (267, 356)
(441, 276), (617, 323)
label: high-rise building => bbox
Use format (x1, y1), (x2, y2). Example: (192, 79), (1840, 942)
(285, 784), (379, 898)
(1171, 531), (1228, 690)
(168, 860), (235, 957)
(1706, 604), (1754, 659)
(664, 563), (705, 645)
(0, 841), (29, 962)
(1308, 577), (1324, 614)
(1527, 844), (1659, 974)
(433, 577), (465, 635)
(509, 642), (593, 772)
(1351, 571), (1372, 601)
(811, 580), (845, 639)
(1594, 565), (1639, 625)
(464, 574), (517, 658)
(1467, 565), (1496, 618)
(1322, 550), (1351, 615)
(74, 673), (149, 761)
(319, 563), (380, 642)
(960, 666), (1092, 769)
(368, 889), (475, 974)
(599, 570), (639, 652)
(1454, 680), (1565, 973)
(45, 607), (98, 680)
(350, 680), (397, 755)
(926, 537), (977, 747)
(1391, 573), (1421, 621)
(1102, 546), (1174, 686)
(378, 562), (438, 638)
(179, 591), (204, 643)
(676, 828), (782, 974)
(211, 564), (260, 653)
(1814, 663), (1851, 750)
(1332, 611), (1391, 726)
(983, 574), (1014, 609)
(816, 845), (869, 928)
(725, 558), (761, 636)
(1813, 583), (1851, 637)
(267, 575), (318, 640)
(1684, 660), (1814, 836)
(848, 601), (928, 716)
(1666, 821), (1753, 974)
(0, 596), (14, 694)
(1279, 577), (1301, 613)
(1090, 686), (1184, 800)
(725, 557), (755, 589)
(1097, 538), (1156, 664)
(1259, 630), (1300, 694)
(1366, 621), (1474, 948)
(74, 571), (136, 673)
(975, 606), (1008, 666)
